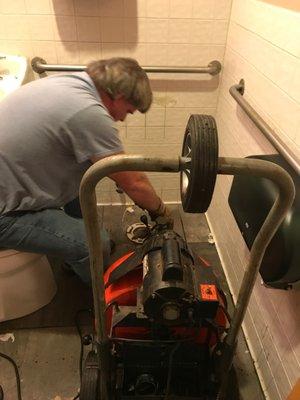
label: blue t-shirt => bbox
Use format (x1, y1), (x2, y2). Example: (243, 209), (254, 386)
(0, 72), (124, 214)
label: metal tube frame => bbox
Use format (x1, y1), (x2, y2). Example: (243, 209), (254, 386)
(79, 154), (295, 400)
(230, 79), (300, 175)
(31, 57), (222, 76)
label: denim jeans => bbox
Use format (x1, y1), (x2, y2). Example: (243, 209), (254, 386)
(0, 201), (111, 284)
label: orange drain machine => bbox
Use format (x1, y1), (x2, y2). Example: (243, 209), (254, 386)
(79, 115), (294, 400)
(102, 227), (229, 398)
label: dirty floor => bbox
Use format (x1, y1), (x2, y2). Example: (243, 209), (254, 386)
(0, 205), (265, 400)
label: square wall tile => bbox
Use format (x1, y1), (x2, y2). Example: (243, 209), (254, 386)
(213, 0), (232, 19)
(5, 15), (31, 41)
(54, 16), (77, 41)
(25, 0), (51, 14)
(125, 44), (147, 65)
(190, 20), (212, 44)
(124, 18), (146, 43)
(0, 0), (26, 14)
(147, 0), (170, 18)
(211, 20), (228, 44)
(125, 0), (146, 17)
(101, 17), (124, 42)
(102, 43), (128, 58)
(5, 40), (33, 58)
(28, 15), (54, 41)
(165, 126), (186, 143)
(32, 40), (57, 62)
(146, 44), (168, 66)
(162, 188), (180, 202)
(74, 0), (99, 16)
(55, 41), (79, 63)
(146, 108), (165, 126)
(78, 42), (101, 63)
(51, 0), (74, 15)
(165, 108), (189, 126)
(210, 45), (225, 61)
(126, 112), (145, 127)
(168, 19), (191, 44)
(170, 0), (193, 18)
(188, 44), (211, 66)
(167, 44), (190, 66)
(147, 19), (168, 43)
(99, 0), (124, 17)
(126, 127), (146, 141)
(76, 17), (101, 42)
(161, 174), (180, 189)
(192, 0), (214, 19)
(145, 127), (165, 141)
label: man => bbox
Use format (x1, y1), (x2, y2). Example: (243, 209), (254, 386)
(0, 57), (171, 284)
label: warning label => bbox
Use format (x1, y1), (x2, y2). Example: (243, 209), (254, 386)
(200, 284), (218, 301)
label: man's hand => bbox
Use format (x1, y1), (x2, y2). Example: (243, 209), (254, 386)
(148, 200), (174, 228)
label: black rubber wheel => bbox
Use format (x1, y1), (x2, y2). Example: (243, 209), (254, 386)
(180, 114), (218, 213)
(80, 351), (100, 400)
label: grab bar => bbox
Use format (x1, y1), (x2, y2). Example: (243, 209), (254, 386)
(31, 57), (222, 76)
(230, 79), (300, 175)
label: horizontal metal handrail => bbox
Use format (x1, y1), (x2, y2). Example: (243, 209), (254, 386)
(31, 57), (222, 76)
(230, 79), (300, 175)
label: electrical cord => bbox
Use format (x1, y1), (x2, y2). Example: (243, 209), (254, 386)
(0, 309), (94, 400)
(73, 308), (94, 400)
(0, 351), (22, 400)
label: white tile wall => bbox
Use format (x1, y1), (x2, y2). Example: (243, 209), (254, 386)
(2, 3), (299, 397)
(207, 1), (300, 399)
(0, 0), (230, 203)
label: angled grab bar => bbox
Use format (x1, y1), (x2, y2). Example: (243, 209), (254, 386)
(230, 79), (300, 175)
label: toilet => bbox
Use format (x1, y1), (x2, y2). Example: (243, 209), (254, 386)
(0, 249), (57, 322)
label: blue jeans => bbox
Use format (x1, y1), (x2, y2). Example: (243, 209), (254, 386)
(0, 203), (111, 284)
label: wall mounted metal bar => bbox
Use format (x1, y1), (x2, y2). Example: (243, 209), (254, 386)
(31, 57), (222, 76)
(230, 79), (300, 175)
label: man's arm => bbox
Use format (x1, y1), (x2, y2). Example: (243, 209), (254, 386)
(109, 170), (161, 213)
(90, 154), (164, 216)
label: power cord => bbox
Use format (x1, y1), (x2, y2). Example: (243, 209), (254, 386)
(0, 351), (22, 400)
(73, 308), (94, 400)
(0, 308), (94, 400)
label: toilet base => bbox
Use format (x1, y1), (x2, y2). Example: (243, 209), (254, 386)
(0, 250), (57, 322)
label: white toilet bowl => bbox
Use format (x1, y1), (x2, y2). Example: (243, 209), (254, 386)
(0, 249), (57, 322)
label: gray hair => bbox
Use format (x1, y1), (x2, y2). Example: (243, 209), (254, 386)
(86, 58), (152, 113)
